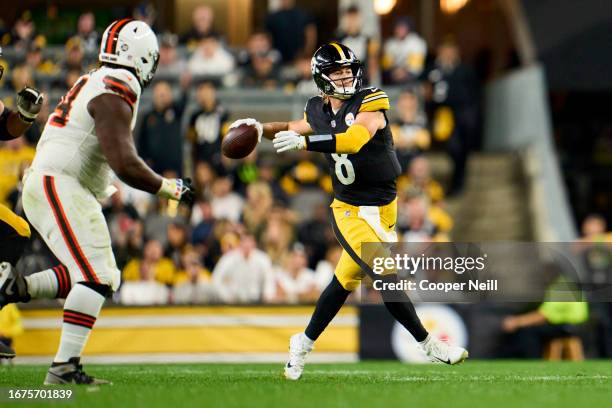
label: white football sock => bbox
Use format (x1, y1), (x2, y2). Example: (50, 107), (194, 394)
(54, 283), (105, 363)
(302, 333), (315, 347)
(24, 269), (58, 299)
(25, 265), (71, 299)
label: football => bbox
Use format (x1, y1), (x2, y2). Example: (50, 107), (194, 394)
(222, 124), (259, 159)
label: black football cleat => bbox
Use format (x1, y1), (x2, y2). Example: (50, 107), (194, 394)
(44, 357), (111, 385)
(0, 262), (30, 309)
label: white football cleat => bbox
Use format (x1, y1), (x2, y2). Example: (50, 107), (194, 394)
(420, 336), (468, 365)
(284, 333), (313, 380)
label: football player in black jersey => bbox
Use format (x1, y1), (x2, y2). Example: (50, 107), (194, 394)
(0, 48), (43, 359)
(229, 42), (467, 379)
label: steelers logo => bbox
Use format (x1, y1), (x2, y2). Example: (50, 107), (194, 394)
(345, 112), (355, 126)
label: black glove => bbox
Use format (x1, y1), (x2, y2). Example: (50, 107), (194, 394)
(179, 177), (195, 205)
(157, 177), (195, 205)
(16, 87), (44, 123)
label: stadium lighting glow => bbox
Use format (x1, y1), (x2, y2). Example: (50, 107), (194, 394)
(440, 0), (470, 14)
(374, 0), (397, 15)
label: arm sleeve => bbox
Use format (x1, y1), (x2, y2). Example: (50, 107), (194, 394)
(305, 123), (371, 154)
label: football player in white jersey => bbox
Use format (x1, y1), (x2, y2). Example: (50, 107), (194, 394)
(0, 19), (194, 385)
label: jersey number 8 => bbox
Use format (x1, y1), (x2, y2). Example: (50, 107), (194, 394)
(331, 154), (355, 185)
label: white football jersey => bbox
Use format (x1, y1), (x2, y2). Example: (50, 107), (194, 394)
(31, 66), (141, 199)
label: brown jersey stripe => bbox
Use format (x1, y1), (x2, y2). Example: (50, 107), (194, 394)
(103, 76), (137, 105)
(43, 176), (99, 284)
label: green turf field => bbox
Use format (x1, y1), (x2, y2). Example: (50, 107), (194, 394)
(1, 361), (611, 407)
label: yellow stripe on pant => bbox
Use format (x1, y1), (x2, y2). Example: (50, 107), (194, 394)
(330, 198), (397, 291)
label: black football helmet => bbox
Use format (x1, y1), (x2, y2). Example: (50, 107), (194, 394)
(311, 42), (363, 100)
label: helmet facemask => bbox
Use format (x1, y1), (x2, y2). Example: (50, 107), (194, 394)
(320, 62), (363, 100)
(135, 49), (160, 88)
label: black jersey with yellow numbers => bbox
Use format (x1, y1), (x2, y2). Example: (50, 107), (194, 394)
(304, 87), (401, 206)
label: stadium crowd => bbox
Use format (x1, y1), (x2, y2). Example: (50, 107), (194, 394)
(0, 3), (481, 305)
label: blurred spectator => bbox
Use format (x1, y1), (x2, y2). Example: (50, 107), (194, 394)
(156, 33), (187, 79)
(63, 69), (82, 90)
(172, 246), (214, 304)
(143, 198), (174, 247)
(103, 183), (141, 267)
(238, 32), (281, 69)
(335, 5), (379, 85)
(397, 156), (444, 204)
(501, 274), (588, 359)
(181, 5), (218, 48)
(298, 203), (335, 269)
(73, 12), (100, 55)
(187, 81), (229, 171)
(390, 88), (430, 171)
(188, 34), (235, 79)
(165, 221), (189, 267)
(210, 176), (244, 223)
(190, 199), (216, 262)
(24, 44), (59, 75)
(0, 137), (35, 207)
(10, 65), (34, 92)
(575, 214), (611, 357)
(212, 233), (272, 303)
(261, 207), (296, 265)
(579, 214), (611, 242)
(133, 1), (158, 29)
(397, 190), (452, 242)
(242, 182), (274, 238)
(257, 157), (288, 205)
(314, 245), (342, 291)
(426, 40), (480, 195)
(138, 81), (187, 176)
(123, 239), (176, 285)
(240, 50), (281, 89)
(382, 17), (426, 85)
(286, 54), (318, 95)
(192, 161), (217, 200)
(9, 12), (45, 52)
(63, 37), (86, 73)
(264, 243), (318, 303)
(224, 150), (259, 195)
(265, 0), (317, 63)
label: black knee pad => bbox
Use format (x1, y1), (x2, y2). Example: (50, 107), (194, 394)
(78, 281), (112, 297)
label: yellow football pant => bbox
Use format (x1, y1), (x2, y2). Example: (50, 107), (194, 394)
(0, 203), (31, 265)
(330, 198), (397, 291)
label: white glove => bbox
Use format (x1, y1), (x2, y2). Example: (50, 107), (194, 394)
(228, 118), (263, 143)
(273, 130), (306, 153)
